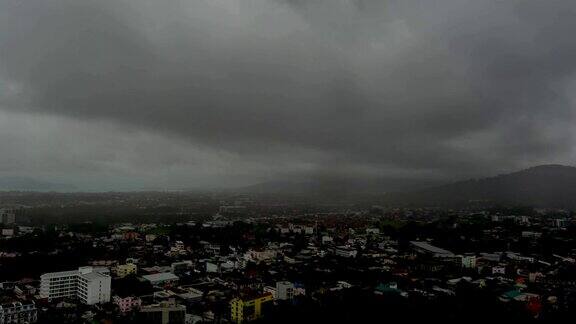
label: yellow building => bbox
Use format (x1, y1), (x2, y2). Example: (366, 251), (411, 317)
(115, 263), (137, 278)
(230, 293), (273, 323)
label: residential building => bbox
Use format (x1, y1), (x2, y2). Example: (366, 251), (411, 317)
(171, 261), (192, 275)
(263, 286), (277, 299)
(113, 296), (142, 313)
(321, 236), (333, 244)
(0, 302), (37, 324)
(366, 228), (380, 235)
(276, 281), (294, 301)
(1, 229), (14, 237)
(205, 262), (219, 273)
(174, 241), (185, 251)
(244, 250), (276, 262)
(410, 241), (454, 258)
(0, 209), (16, 225)
(142, 272), (179, 286)
(138, 299), (186, 324)
(114, 263), (137, 278)
(40, 267), (111, 305)
(332, 246), (358, 258)
(145, 234), (157, 242)
(461, 254), (477, 268)
(230, 293), (273, 324)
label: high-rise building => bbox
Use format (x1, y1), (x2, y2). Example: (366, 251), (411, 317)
(40, 267), (111, 305)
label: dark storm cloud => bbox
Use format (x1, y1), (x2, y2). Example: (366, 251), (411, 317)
(1, 0), (576, 188)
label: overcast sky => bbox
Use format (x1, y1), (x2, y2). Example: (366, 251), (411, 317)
(1, 0), (576, 191)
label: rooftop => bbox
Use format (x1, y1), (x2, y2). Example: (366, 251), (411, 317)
(410, 241), (454, 256)
(142, 272), (179, 283)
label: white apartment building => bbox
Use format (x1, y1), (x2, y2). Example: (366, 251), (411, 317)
(276, 281), (295, 301)
(40, 267), (111, 305)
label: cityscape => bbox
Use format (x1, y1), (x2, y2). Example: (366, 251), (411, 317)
(1, 184), (576, 323)
(2, 0), (576, 323)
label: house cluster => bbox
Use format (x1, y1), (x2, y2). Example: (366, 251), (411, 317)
(0, 207), (575, 322)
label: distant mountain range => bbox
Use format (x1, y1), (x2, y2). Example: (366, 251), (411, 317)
(3, 164), (576, 207)
(385, 164), (576, 208)
(242, 164), (576, 207)
(240, 177), (443, 196)
(0, 177), (75, 192)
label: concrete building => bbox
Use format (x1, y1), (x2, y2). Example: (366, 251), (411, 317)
(276, 281), (294, 301)
(205, 262), (219, 273)
(366, 228), (380, 235)
(40, 267), (111, 305)
(171, 261), (192, 275)
(145, 234), (157, 242)
(113, 296), (142, 313)
(263, 286), (277, 299)
(0, 302), (37, 324)
(176, 288), (203, 302)
(1, 229), (14, 237)
(230, 293), (273, 324)
(244, 250), (276, 262)
(321, 236), (333, 244)
(410, 241), (454, 258)
(142, 272), (179, 286)
(303, 226), (314, 235)
(138, 300), (186, 324)
(114, 263), (137, 278)
(0, 209), (16, 225)
(332, 246), (358, 258)
(461, 254), (477, 269)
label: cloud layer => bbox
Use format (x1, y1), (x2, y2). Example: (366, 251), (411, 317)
(1, 0), (576, 190)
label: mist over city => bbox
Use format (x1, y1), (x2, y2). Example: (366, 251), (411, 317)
(1, 1), (576, 323)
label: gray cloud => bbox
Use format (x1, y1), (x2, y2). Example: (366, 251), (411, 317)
(1, 0), (576, 190)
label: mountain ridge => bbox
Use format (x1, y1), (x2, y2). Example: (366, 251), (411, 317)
(0, 176), (76, 192)
(385, 164), (576, 207)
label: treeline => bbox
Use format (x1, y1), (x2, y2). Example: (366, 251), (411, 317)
(21, 205), (215, 225)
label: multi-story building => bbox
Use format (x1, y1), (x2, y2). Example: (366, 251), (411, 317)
(0, 209), (16, 225)
(244, 250), (276, 262)
(113, 296), (142, 313)
(410, 241), (454, 258)
(142, 272), (179, 287)
(332, 246), (358, 258)
(137, 300), (186, 324)
(0, 302), (37, 324)
(276, 281), (294, 301)
(40, 267), (111, 305)
(230, 293), (273, 324)
(114, 263), (137, 278)
(1, 229), (14, 237)
(461, 254), (477, 269)
(171, 261), (192, 276)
